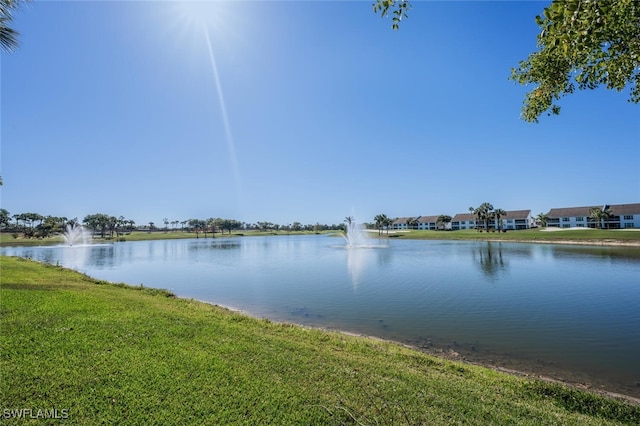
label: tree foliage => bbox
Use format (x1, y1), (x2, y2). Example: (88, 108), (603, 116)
(374, 1), (639, 122)
(510, 0), (640, 122)
(372, 0), (412, 30)
(588, 206), (612, 229)
(1, 0), (27, 52)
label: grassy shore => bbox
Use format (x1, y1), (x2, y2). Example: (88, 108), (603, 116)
(369, 228), (640, 246)
(0, 230), (331, 246)
(1, 256), (638, 424)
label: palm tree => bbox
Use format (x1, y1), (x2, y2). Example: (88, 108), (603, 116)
(589, 206), (612, 229)
(436, 215), (452, 231)
(374, 214), (391, 236)
(479, 202), (494, 231)
(1, 0), (25, 53)
(472, 207), (484, 232)
(601, 206), (612, 229)
(536, 212), (548, 228)
(468, 206), (476, 229)
(344, 216), (354, 226)
(494, 208), (506, 232)
(384, 215), (393, 235)
(374, 214), (384, 236)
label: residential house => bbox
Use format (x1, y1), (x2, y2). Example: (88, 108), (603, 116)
(546, 205), (599, 228)
(609, 203), (640, 229)
(451, 210), (534, 230)
(500, 210), (535, 230)
(417, 215), (452, 230)
(451, 213), (476, 230)
(547, 203), (640, 229)
(391, 217), (418, 230)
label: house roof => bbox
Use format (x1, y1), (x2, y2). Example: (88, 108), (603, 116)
(452, 213), (475, 222)
(417, 215), (441, 223)
(503, 210), (531, 219)
(546, 206), (600, 218)
(452, 210), (531, 221)
(608, 203), (640, 216)
(392, 217), (418, 225)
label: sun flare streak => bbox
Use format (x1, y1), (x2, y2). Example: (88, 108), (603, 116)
(202, 24), (242, 194)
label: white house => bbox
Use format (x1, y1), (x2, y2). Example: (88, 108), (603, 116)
(501, 210), (535, 230)
(609, 203), (640, 229)
(546, 203), (640, 229)
(417, 215), (452, 230)
(450, 213), (476, 230)
(451, 210), (534, 230)
(391, 217), (418, 230)
(546, 205), (599, 228)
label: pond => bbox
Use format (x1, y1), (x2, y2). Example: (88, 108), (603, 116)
(3, 235), (640, 398)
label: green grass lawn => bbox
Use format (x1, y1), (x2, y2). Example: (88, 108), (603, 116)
(380, 228), (640, 243)
(1, 256), (638, 424)
(0, 230), (333, 246)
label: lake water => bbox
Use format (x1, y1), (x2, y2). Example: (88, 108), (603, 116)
(3, 235), (640, 398)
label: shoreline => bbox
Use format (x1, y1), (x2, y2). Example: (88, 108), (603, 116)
(482, 238), (640, 247)
(3, 228), (640, 249)
(323, 327), (640, 406)
(192, 297), (640, 405)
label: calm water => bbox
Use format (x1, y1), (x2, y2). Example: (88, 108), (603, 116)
(3, 235), (640, 397)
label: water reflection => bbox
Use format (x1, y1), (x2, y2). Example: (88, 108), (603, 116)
(185, 241), (241, 252)
(89, 245), (116, 269)
(60, 246), (91, 270)
(346, 246), (392, 289)
(549, 244), (640, 262)
(473, 242), (508, 280)
(346, 248), (371, 288)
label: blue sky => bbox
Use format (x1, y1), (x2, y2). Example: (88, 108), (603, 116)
(2, 1), (638, 227)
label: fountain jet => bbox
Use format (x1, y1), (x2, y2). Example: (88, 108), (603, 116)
(62, 224), (92, 246)
(343, 218), (368, 247)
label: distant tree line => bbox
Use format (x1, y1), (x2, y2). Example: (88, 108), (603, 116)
(0, 210), (138, 239)
(0, 209), (348, 239)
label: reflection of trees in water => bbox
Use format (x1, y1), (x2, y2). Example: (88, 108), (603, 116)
(188, 241), (241, 252)
(89, 246), (116, 268)
(475, 242), (508, 279)
(549, 245), (640, 262)
(376, 246), (392, 267)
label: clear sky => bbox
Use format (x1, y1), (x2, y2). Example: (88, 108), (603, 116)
(2, 1), (639, 227)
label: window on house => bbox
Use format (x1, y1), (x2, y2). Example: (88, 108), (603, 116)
(576, 217), (584, 221)
(624, 215), (633, 220)
(562, 217), (570, 222)
(624, 223), (635, 228)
